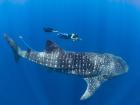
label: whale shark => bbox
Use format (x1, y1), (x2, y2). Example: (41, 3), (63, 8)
(4, 34), (128, 100)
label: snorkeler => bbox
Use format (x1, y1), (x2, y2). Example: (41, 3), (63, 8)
(43, 27), (82, 42)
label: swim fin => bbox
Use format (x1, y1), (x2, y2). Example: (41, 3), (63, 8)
(43, 27), (58, 33)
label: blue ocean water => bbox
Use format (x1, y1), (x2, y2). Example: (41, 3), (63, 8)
(0, 0), (140, 105)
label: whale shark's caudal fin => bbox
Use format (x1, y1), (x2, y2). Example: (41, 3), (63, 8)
(4, 34), (21, 62)
(81, 76), (106, 100)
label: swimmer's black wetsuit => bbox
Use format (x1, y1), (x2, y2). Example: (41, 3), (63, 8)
(43, 27), (81, 41)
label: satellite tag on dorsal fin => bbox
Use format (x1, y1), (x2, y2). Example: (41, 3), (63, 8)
(46, 40), (64, 53)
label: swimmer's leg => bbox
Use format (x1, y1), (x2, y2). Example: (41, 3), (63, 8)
(56, 33), (70, 39)
(43, 27), (58, 33)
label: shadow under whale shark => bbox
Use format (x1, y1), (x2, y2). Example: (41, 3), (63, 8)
(4, 34), (128, 100)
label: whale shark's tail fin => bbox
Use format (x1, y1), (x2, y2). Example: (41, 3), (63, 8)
(4, 34), (21, 62)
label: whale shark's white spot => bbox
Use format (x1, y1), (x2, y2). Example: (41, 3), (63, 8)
(54, 65), (57, 68)
(72, 70), (76, 74)
(68, 65), (71, 67)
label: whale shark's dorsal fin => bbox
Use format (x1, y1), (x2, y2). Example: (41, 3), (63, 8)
(46, 40), (64, 53)
(81, 76), (106, 100)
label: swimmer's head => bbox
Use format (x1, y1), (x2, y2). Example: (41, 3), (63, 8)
(70, 33), (82, 41)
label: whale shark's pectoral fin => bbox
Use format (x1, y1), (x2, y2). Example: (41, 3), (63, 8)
(81, 76), (106, 100)
(46, 40), (64, 53)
